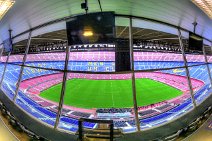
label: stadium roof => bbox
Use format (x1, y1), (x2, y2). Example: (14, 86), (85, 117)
(0, 0), (212, 44)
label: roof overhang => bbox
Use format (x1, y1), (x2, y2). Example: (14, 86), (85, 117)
(0, 0), (212, 43)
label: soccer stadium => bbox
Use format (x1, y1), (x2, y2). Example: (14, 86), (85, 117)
(0, 0), (212, 141)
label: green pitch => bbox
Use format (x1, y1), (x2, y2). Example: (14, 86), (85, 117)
(39, 78), (182, 109)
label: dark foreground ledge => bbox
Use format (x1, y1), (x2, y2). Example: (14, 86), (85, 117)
(0, 89), (211, 141)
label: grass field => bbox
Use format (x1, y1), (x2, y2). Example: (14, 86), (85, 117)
(39, 78), (182, 109)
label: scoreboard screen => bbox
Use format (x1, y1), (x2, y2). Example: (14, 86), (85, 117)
(66, 12), (115, 45)
(189, 32), (203, 51)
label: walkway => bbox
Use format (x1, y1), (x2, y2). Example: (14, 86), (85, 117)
(184, 115), (212, 141)
(0, 116), (18, 141)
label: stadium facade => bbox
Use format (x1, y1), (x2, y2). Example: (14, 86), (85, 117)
(0, 0), (211, 141)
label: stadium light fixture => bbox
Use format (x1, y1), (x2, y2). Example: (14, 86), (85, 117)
(191, 0), (212, 19)
(0, 0), (15, 20)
